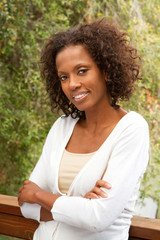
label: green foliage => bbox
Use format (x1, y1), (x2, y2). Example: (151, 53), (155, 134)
(0, 0), (159, 216)
(0, 0), (88, 195)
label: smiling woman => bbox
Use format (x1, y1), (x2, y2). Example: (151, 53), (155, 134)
(18, 18), (149, 240)
(40, 18), (141, 119)
(56, 45), (109, 113)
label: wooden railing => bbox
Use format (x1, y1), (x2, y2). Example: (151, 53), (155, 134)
(0, 194), (160, 240)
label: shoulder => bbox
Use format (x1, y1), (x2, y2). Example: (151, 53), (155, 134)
(52, 115), (78, 130)
(120, 111), (149, 131)
(112, 111), (149, 147)
(46, 115), (78, 140)
(111, 112), (150, 161)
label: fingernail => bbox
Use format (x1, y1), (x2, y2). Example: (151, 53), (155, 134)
(103, 193), (108, 197)
(107, 183), (112, 188)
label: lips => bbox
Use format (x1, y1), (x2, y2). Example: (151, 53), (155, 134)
(72, 91), (89, 102)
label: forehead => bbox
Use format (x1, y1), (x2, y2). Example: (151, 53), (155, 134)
(56, 44), (94, 69)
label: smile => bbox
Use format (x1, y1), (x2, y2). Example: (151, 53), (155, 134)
(73, 92), (89, 102)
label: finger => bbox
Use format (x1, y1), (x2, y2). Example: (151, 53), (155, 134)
(96, 180), (112, 189)
(92, 186), (108, 198)
(96, 180), (111, 188)
(84, 192), (100, 199)
(23, 180), (30, 185)
(18, 186), (23, 193)
(18, 200), (23, 206)
(18, 195), (23, 206)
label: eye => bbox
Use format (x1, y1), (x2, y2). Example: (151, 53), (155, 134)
(78, 69), (88, 75)
(59, 75), (68, 81)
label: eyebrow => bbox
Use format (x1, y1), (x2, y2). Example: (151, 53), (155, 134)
(57, 63), (90, 74)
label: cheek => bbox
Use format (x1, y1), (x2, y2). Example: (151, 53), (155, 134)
(61, 84), (69, 98)
(61, 83), (66, 93)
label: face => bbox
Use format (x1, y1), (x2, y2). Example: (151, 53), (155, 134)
(56, 44), (109, 113)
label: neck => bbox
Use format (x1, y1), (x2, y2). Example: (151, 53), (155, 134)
(82, 104), (122, 134)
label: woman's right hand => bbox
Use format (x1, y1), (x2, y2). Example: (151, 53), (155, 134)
(84, 180), (112, 199)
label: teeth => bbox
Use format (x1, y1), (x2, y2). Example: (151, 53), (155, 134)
(74, 93), (87, 99)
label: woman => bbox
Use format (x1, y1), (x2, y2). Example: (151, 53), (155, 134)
(18, 18), (149, 240)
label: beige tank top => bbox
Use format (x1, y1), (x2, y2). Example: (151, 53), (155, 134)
(58, 149), (96, 194)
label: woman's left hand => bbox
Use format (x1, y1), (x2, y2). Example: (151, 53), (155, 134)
(84, 180), (112, 199)
(18, 180), (43, 206)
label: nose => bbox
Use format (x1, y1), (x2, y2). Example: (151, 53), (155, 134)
(69, 75), (81, 90)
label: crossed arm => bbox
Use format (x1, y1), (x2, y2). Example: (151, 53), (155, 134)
(18, 179), (111, 221)
(18, 121), (149, 227)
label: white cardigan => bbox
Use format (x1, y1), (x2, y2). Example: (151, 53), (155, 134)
(20, 111), (149, 240)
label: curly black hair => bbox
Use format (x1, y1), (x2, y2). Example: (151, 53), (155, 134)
(40, 18), (141, 119)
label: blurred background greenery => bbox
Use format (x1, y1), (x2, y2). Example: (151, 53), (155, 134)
(0, 0), (159, 233)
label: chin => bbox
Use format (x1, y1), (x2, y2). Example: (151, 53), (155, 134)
(73, 101), (93, 112)
(75, 105), (91, 112)
(76, 107), (85, 112)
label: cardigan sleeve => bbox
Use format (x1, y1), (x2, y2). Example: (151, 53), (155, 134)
(20, 147), (48, 222)
(20, 117), (61, 222)
(51, 124), (149, 232)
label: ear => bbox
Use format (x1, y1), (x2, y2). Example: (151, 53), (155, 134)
(105, 75), (108, 82)
(103, 71), (107, 82)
